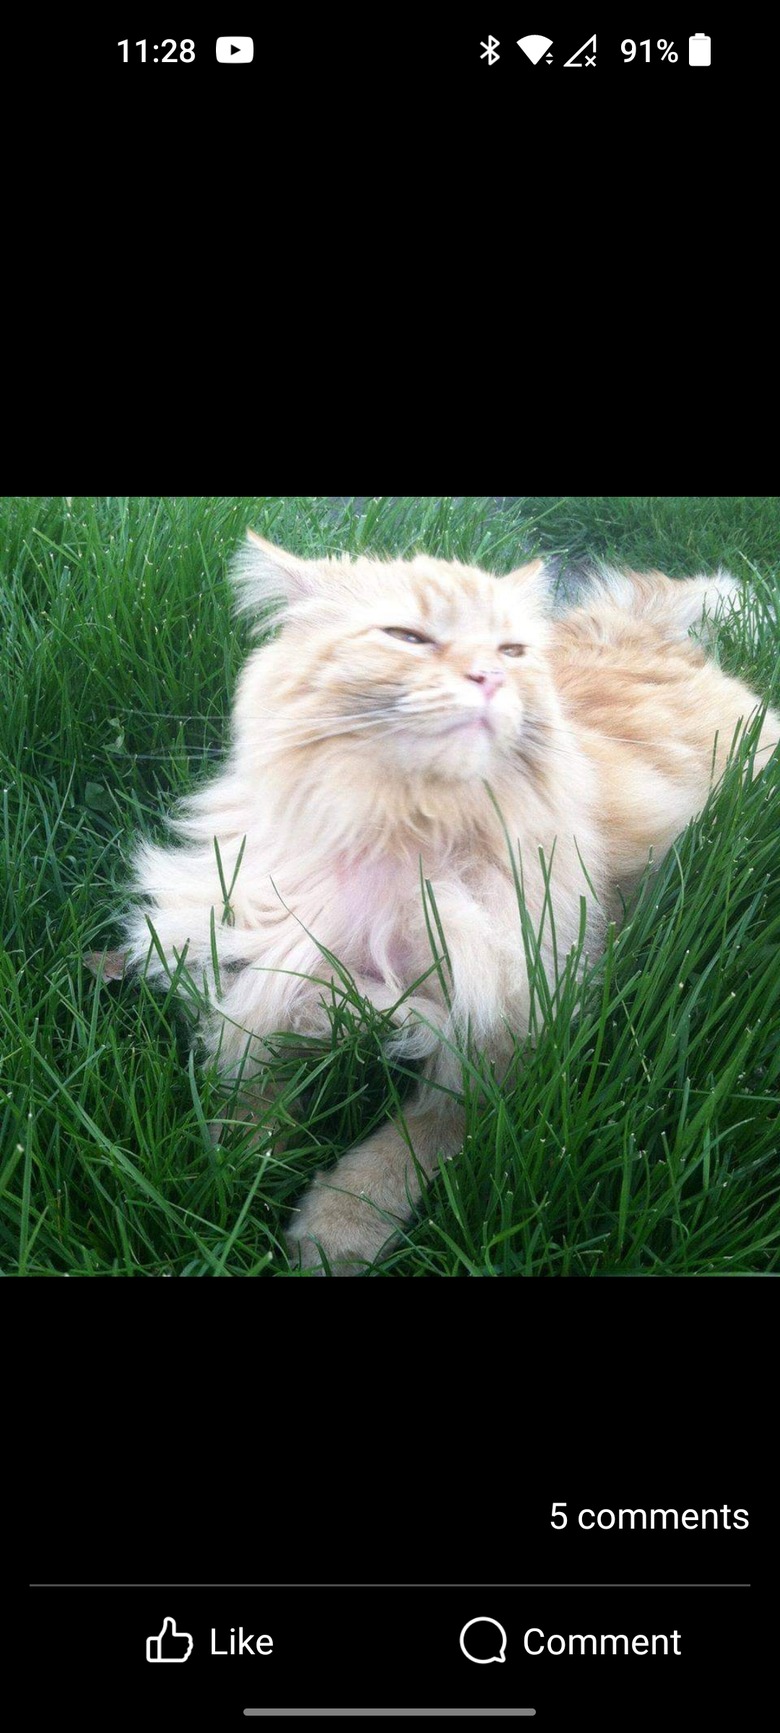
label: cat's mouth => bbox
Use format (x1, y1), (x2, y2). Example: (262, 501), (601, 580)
(436, 714), (496, 737)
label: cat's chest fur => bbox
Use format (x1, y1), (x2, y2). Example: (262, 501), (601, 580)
(329, 845), (516, 991)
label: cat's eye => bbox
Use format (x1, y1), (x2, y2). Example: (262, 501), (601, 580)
(382, 627), (434, 645)
(499, 643), (526, 657)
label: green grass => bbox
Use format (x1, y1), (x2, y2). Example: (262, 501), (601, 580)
(2, 494), (779, 1276)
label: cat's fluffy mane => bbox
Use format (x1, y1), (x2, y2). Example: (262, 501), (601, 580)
(121, 536), (776, 1095)
(182, 533), (570, 848)
(123, 537), (596, 1073)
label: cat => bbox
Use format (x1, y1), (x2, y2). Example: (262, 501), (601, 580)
(116, 532), (779, 1274)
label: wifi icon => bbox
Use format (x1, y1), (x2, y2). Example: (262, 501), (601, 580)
(517, 34), (554, 64)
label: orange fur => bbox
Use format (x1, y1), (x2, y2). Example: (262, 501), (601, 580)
(121, 541), (779, 1273)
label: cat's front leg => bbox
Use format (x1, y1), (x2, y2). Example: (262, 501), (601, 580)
(286, 967), (407, 1038)
(287, 1091), (465, 1276)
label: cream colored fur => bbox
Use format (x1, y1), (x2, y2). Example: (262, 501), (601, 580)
(121, 537), (779, 1274)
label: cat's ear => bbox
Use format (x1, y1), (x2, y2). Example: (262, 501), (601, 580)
(501, 558), (548, 613)
(232, 530), (324, 624)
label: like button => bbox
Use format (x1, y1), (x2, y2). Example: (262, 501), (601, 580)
(146, 1617), (194, 1663)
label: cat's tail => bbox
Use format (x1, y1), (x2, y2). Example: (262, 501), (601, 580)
(588, 566), (743, 642)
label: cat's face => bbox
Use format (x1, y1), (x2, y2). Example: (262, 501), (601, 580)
(235, 536), (553, 782)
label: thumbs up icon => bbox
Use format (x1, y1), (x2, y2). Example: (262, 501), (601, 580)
(146, 1617), (194, 1663)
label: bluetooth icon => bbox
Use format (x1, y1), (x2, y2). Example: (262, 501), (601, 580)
(480, 36), (500, 65)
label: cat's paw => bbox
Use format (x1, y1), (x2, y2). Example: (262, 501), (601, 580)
(286, 1168), (403, 1277)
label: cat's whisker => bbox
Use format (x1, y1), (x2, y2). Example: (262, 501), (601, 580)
(273, 712), (400, 729)
(99, 707), (773, 759)
(265, 717), (402, 743)
(270, 723), (415, 749)
(85, 703), (777, 759)
(395, 697), (452, 714)
(521, 717), (773, 751)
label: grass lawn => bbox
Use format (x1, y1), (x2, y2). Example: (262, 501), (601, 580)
(2, 494), (779, 1276)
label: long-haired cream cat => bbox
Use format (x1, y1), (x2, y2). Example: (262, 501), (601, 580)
(119, 533), (779, 1274)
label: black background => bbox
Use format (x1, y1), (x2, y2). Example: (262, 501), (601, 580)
(29, 1583), (758, 1724)
(24, 1282), (772, 1729)
(8, 13), (778, 1732)
(5, 11), (773, 455)
(11, 22), (763, 83)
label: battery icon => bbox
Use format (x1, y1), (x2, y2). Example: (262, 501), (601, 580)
(689, 33), (711, 65)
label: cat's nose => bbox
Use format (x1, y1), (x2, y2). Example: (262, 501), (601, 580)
(466, 665), (506, 700)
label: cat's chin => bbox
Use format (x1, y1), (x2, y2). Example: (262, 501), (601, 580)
(387, 720), (501, 781)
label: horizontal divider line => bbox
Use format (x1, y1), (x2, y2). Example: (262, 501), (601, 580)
(29, 1582), (752, 1589)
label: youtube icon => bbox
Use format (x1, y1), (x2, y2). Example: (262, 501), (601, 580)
(215, 36), (254, 62)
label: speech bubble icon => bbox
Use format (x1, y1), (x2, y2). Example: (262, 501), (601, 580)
(459, 1616), (507, 1664)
